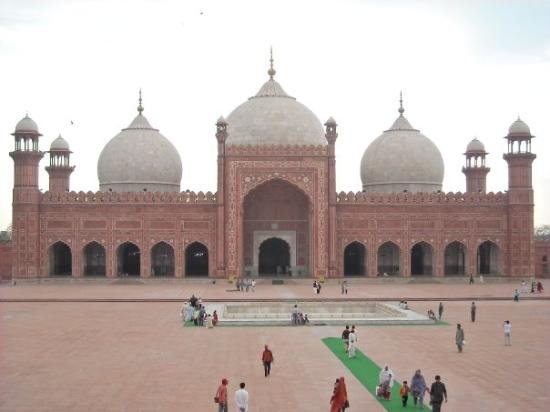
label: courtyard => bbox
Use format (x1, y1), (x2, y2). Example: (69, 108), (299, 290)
(1, 279), (549, 412)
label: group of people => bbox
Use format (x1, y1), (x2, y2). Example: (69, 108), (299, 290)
(520, 279), (544, 294)
(374, 367), (447, 411)
(341, 325), (358, 358)
(181, 294), (218, 328)
(235, 278), (255, 292)
(291, 304), (310, 325)
(313, 280), (322, 294)
(398, 300), (409, 309)
(213, 345), (274, 411)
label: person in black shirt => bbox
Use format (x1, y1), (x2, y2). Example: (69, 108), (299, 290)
(429, 375), (447, 412)
(341, 325), (350, 352)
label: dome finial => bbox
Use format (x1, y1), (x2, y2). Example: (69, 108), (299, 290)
(137, 89), (144, 115)
(398, 91), (405, 116)
(268, 46), (276, 80)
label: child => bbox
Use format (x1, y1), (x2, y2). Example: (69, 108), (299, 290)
(400, 380), (410, 407)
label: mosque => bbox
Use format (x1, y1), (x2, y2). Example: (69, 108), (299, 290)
(4, 57), (548, 280)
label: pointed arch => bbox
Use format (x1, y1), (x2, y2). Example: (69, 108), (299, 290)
(185, 242), (209, 276)
(344, 241), (367, 276)
(477, 240), (501, 275)
(150, 241), (175, 276)
(117, 242), (140, 276)
(377, 241), (400, 276)
(444, 241), (467, 276)
(83, 241), (106, 276)
(411, 241), (434, 275)
(49, 241), (72, 276)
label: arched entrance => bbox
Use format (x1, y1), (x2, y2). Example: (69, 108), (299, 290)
(444, 241), (466, 276)
(185, 242), (208, 276)
(151, 242), (174, 276)
(49, 241), (72, 276)
(411, 242), (433, 275)
(117, 242), (140, 276)
(258, 238), (290, 275)
(377, 241), (400, 276)
(344, 242), (366, 276)
(243, 179), (310, 276)
(83, 242), (106, 276)
(477, 241), (500, 275)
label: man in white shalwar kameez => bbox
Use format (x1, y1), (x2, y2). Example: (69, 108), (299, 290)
(235, 382), (249, 412)
(348, 331), (357, 358)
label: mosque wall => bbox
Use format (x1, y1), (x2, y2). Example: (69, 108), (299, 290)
(535, 240), (550, 278)
(0, 241), (12, 279)
(335, 191), (511, 277)
(37, 191), (217, 277)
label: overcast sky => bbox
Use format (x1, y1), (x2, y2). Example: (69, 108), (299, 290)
(1, 0), (549, 229)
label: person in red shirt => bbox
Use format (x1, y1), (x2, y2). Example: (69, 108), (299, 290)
(262, 345), (274, 377)
(215, 378), (228, 412)
(330, 377), (349, 412)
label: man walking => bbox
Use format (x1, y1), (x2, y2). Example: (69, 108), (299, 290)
(455, 323), (465, 353)
(429, 375), (447, 412)
(470, 302), (476, 322)
(341, 325), (350, 352)
(438, 302), (444, 320)
(235, 382), (249, 412)
(262, 345), (274, 377)
(503, 320), (512, 346)
(215, 378), (228, 412)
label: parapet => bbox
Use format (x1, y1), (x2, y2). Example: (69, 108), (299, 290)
(41, 190), (217, 204)
(336, 191), (508, 204)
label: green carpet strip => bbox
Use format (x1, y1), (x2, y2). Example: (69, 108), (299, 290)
(322, 337), (431, 411)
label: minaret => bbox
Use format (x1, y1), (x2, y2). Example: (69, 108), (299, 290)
(215, 116), (228, 277)
(46, 135), (75, 192)
(9, 114), (44, 278)
(503, 117), (536, 277)
(325, 117), (338, 277)
(462, 138), (490, 193)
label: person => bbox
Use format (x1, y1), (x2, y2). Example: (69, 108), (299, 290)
(304, 314), (310, 324)
(503, 320), (512, 346)
(199, 305), (206, 326)
(427, 309), (436, 320)
(410, 369), (428, 408)
(521, 280), (527, 293)
(456, 323), (465, 353)
(189, 294), (197, 308)
(479, 274), (484, 283)
(313, 280), (318, 294)
(251, 279), (256, 292)
(348, 329), (357, 358)
(438, 302), (444, 320)
(343, 281), (348, 295)
(513, 289), (520, 302)
(378, 365), (394, 400)
(215, 378), (229, 412)
(206, 313), (214, 329)
(341, 281), (345, 295)
(235, 382), (249, 412)
(212, 310), (219, 326)
(400, 380), (410, 407)
(531, 280), (536, 294)
(292, 304), (299, 325)
(262, 344), (274, 377)
(330, 377), (349, 412)
(470, 302), (476, 322)
(341, 325), (350, 352)
(299, 312), (305, 324)
(317, 282), (322, 294)
(469, 273), (474, 284)
(429, 375), (447, 412)
(537, 281), (544, 293)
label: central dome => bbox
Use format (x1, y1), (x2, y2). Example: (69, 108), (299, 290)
(97, 100), (182, 192)
(360, 99), (444, 193)
(226, 60), (326, 146)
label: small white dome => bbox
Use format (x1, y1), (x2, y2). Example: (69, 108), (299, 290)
(466, 138), (485, 153)
(360, 103), (444, 193)
(226, 71), (326, 146)
(14, 114), (39, 134)
(97, 111), (182, 192)
(508, 118), (531, 136)
(50, 134), (70, 151)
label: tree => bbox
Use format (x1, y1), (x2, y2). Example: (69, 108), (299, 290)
(535, 225), (550, 240)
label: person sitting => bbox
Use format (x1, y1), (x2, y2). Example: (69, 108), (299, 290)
(299, 313), (305, 325)
(427, 309), (436, 320)
(304, 314), (310, 324)
(403, 301), (409, 310)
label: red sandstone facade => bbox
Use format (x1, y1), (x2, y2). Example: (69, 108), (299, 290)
(5, 111), (541, 280)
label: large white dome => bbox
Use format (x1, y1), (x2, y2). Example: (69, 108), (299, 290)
(360, 103), (444, 193)
(97, 107), (182, 192)
(225, 65), (326, 146)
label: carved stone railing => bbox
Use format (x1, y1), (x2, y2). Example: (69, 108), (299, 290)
(41, 190), (217, 204)
(225, 144), (328, 157)
(336, 191), (508, 204)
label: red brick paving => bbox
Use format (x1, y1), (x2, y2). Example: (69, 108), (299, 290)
(1, 280), (549, 411)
